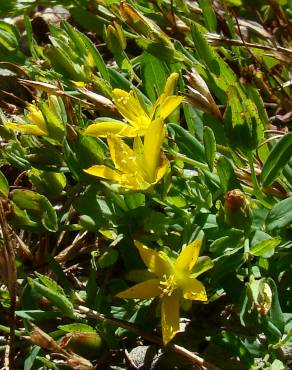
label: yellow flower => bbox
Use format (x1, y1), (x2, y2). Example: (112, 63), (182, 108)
(6, 104), (48, 136)
(116, 240), (208, 345)
(84, 118), (169, 190)
(84, 72), (184, 138)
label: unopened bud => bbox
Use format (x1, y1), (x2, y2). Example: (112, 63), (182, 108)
(105, 22), (126, 54)
(224, 189), (251, 229)
(120, 1), (172, 47)
(249, 278), (272, 316)
(185, 69), (221, 119)
(61, 332), (103, 360)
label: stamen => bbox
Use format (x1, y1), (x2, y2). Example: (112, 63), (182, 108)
(160, 274), (176, 296)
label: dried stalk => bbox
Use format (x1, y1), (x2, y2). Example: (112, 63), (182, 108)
(0, 200), (17, 370)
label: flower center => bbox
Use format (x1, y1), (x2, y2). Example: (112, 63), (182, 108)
(159, 274), (177, 296)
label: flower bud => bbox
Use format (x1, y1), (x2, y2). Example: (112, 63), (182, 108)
(185, 69), (221, 119)
(248, 278), (272, 316)
(120, 1), (172, 47)
(104, 22), (126, 54)
(224, 189), (252, 229)
(61, 332), (103, 360)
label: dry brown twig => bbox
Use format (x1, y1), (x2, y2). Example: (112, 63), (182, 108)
(0, 200), (17, 370)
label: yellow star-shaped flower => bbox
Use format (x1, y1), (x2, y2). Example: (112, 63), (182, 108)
(84, 118), (169, 190)
(117, 240), (209, 345)
(84, 73), (184, 138)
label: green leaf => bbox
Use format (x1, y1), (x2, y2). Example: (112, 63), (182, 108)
(69, 7), (106, 34)
(198, 0), (217, 32)
(261, 132), (292, 186)
(217, 156), (241, 192)
(225, 0), (242, 5)
(124, 193), (145, 209)
(168, 123), (206, 163)
(141, 52), (167, 103)
(44, 45), (88, 82)
(267, 278), (285, 334)
(24, 345), (41, 370)
(266, 197), (292, 231)
(246, 85), (269, 127)
(250, 237), (281, 257)
(97, 248), (119, 268)
(11, 190), (58, 232)
(16, 310), (59, 321)
(0, 170), (9, 197)
(191, 256), (214, 277)
(209, 231), (244, 255)
(224, 85), (264, 151)
(39, 102), (65, 142)
(28, 169), (66, 199)
(191, 23), (219, 75)
(39, 196), (58, 232)
(283, 158), (292, 183)
(136, 38), (178, 62)
(29, 278), (74, 318)
(35, 357), (59, 370)
(35, 272), (66, 296)
(212, 330), (253, 368)
(58, 323), (96, 333)
(270, 359), (286, 370)
(61, 21), (109, 81)
(77, 27), (111, 83)
(203, 126), (216, 171)
(0, 21), (19, 50)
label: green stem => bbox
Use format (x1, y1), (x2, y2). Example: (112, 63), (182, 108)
(247, 152), (271, 209)
(168, 148), (209, 171)
(0, 325), (22, 337)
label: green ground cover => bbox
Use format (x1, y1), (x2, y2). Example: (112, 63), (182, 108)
(0, 0), (291, 369)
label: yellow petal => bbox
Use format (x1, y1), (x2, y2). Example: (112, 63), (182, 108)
(107, 135), (144, 179)
(5, 123), (47, 136)
(116, 279), (161, 299)
(162, 72), (179, 97)
(133, 136), (144, 164)
(175, 240), (202, 272)
(112, 89), (150, 128)
(143, 118), (165, 183)
(27, 105), (47, 133)
(134, 240), (173, 278)
(84, 122), (135, 137)
(84, 165), (123, 183)
(155, 154), (169, 184)
(161, 291), (180, 345)
(151, 73), (181, 118)
(158, 96), (184, 120)
(183, 277), (207, 301)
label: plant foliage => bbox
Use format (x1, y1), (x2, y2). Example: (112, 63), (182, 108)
(0, 0), (291, 369)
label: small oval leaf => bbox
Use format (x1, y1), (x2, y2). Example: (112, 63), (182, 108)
(203, 126), (216, 171)
(261, 132), (292, 186)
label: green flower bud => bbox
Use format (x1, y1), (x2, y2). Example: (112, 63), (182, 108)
(105, 22), (126, 54)
(120, 1), (172, 47)
(61, 332), (103, 360)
